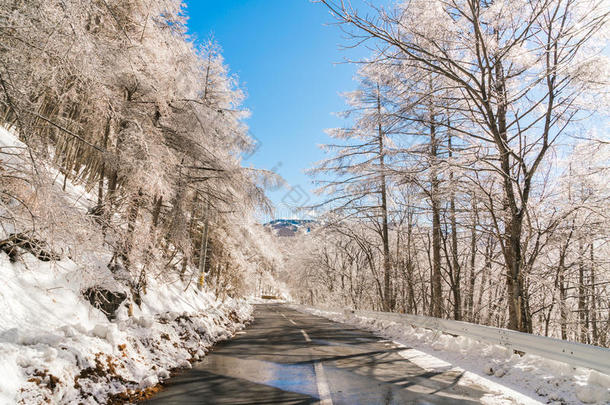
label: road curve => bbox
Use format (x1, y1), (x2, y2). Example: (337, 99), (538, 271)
(145, 303), (491, 404)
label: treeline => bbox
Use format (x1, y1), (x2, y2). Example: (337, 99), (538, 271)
(0, 1), (281, 301)
(286, 0), (610, 345)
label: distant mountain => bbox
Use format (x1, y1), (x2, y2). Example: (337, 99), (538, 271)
(264, 219), (316, 237)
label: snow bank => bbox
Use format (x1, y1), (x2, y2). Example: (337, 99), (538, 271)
(0, 253), (252, 404)
(292, 306), (610, 405)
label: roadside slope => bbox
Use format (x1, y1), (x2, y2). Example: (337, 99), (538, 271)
(0, 253), (252, 404)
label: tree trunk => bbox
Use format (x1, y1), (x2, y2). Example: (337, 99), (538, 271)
(96, 117), (111, 213)
(466, 195), (478, 322)
(123, 188), (143, 273)
(139, 194), (163, 295)
(429, 116), (443, 318)
(448, 133), (461, 320)
(376, 86), (392, 312)
(590, 243), (598, 345)
(556, 232), (571, 341)
(198, 200), (210, 290)
(494, 59), (530, 332)
(578, 240), (588, 343)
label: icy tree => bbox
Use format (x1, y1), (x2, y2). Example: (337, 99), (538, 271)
(0, 0), (284, 309)
(316, 0), (610, 333)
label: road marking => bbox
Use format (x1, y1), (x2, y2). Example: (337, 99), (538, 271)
(279, 312), (298, 325)
(300, 329), (333, 405)
(314, 361), (333, 405)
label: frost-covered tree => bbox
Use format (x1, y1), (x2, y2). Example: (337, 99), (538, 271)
(319, 0), (610, 332)
(311, 62), (400, 311)
(0, 0), (283, 308)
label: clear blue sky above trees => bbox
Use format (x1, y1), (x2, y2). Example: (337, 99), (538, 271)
(184, 0), (378, 218)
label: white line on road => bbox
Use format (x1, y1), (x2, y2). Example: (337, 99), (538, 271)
(314, 361), (333, 405)
(300, 329), (333, 405)
(279, 311), (298, 325)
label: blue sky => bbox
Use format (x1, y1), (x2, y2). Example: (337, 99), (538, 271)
(183, 0), (373, 218)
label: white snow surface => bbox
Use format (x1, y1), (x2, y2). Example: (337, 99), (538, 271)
(291, 305), (610, 405)
(0, 254), (252, 404)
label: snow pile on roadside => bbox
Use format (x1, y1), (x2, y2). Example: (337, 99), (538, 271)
(293, 306), (610, 405)
(0, 253), (252, 404)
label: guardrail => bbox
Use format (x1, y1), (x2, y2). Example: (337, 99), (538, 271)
(345, 309), (610, 376)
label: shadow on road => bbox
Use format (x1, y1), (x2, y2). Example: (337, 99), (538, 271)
(145, 304), (489, 404)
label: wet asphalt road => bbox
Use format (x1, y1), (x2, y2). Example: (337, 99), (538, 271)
(145, 303), (490, 404)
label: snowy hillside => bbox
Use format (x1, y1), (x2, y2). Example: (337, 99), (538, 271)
(0, 248), (251, 404)
(0, 125), (257, 403)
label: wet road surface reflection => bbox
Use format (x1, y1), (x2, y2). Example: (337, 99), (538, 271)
(145, 304), (490, 404)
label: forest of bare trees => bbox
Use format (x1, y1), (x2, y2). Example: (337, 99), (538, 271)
(1, 0), (608, 349)
(0, 0), (283, 307)
(284, 0), (610, 345)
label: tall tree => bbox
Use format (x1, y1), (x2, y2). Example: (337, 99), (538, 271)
(312, 63), (397, 311)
